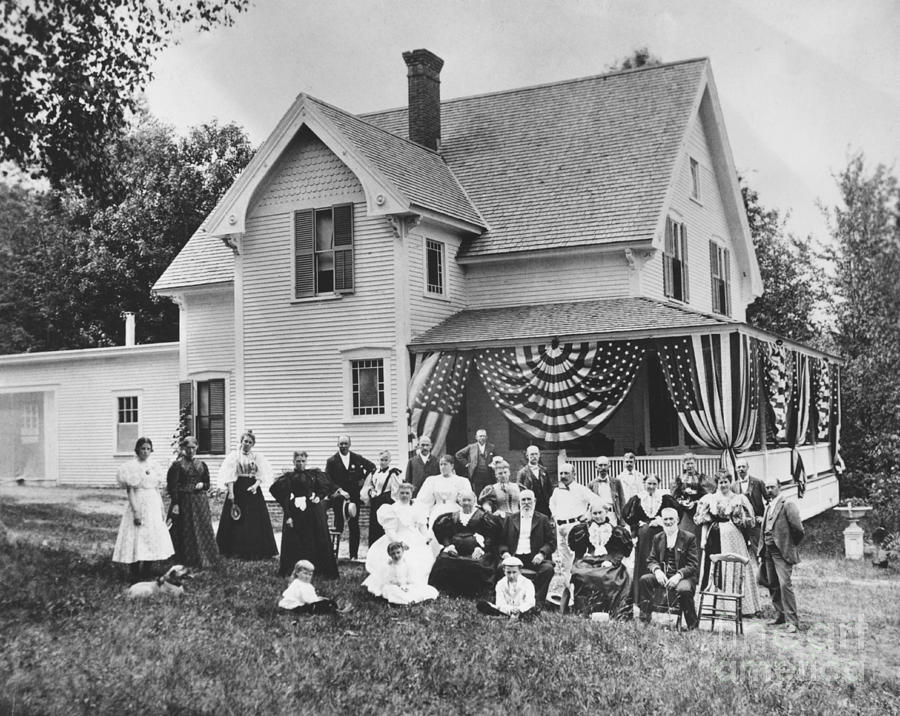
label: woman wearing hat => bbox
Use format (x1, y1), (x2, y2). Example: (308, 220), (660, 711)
(215, 430), (278, 560)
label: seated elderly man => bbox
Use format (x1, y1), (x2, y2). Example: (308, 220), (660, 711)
(637, 507), (700, 629)
(496, 489), (556, 604)
(428, 489), (501, 597)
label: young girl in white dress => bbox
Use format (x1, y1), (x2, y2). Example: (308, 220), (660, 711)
(364, 542), (439, 605)
(112, 437), (174, 583)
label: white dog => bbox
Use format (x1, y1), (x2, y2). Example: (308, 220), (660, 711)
(126, 565), (192, 599)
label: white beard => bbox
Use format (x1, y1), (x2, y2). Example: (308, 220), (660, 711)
(663, 525), (678, 539)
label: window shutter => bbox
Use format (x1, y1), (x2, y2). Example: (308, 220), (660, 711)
(208, 379), (226, 454)
(179, 381), (193, 436)
(709, 241), (720, 313)
(680, 225), (690, 302)
(663, 218), (674, 297)
(294, 210), (315, 298)
(723, 248), (732, 316)
(332, 203), (354, 293)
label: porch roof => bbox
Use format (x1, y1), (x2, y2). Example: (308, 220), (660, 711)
(409, 297), (735, 350)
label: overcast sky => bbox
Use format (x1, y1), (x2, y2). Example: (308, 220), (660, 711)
(146, 0), (900, 244)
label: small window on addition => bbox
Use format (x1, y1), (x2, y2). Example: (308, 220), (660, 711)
(690, 158), (701, 201)
(425, 238), (445, 296)
(117, 395), (139, 452)
(351, 359), (385, 416)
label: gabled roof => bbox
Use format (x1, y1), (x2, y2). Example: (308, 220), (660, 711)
(364, 59), (709, 258)
(409, 297), (736, 350)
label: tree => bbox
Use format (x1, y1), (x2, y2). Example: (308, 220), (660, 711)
(828, 154), (900, 524)
(0, 115), (254, 353)
(608, 47), (662, 71)
(0, 0), (250, 195)
(741, 180), (823, 343)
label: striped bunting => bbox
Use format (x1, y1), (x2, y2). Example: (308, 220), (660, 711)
(407, 351), (472, 457)
(474, 340), (646, 443)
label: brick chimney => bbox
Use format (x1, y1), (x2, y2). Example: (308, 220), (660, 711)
(402, 49), (444, 151)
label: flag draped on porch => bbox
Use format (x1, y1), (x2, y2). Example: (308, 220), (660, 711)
(785, 351), (811, 497)
(654, 332), (759, 472)
(407, 351), (472, 456)
(812, 358), (832, 441)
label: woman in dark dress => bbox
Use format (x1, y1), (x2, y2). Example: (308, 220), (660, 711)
(166, 436), (220, 569)
(215, 430), (278, 560)
(567, 512), (634, 620)
(672, 472), (705, 541)
(270, 450), (347, 579)
(624, 473), (679, 602)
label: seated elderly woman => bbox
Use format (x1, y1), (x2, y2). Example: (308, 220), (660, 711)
(566, 506), (634, 620)
(428, 489), (501, 598)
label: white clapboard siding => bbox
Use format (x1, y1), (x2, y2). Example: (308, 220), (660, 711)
(646, 110), (745, 319)
(0, 345), (179, 485)
(408, 223), (467, 337)
(464, 251), (631, 309)
(240, 127), (402, 472)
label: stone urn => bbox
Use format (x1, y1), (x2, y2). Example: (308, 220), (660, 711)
(833, 503), (873, 560)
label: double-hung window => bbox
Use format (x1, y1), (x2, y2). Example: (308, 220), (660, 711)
(351, 359), (385, 416)
(116, 395), (140, 453)
(663, 217), (689, 302)
(294, 204), (354, 298)
(710, 241), (732, 316)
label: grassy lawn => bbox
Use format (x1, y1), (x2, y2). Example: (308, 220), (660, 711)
(1, 489), (899, 714)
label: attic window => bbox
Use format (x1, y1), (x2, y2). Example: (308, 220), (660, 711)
(293, 204), (354, 298)
(690, 158), (701, 201)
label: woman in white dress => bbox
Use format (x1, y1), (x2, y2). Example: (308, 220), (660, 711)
(364, 482), (433, 585)
(695, 469), (761, 615)
(416, 454), (473, 533)
(112, 437), (174, 583)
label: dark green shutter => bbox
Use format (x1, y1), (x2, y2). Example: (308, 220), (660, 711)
(179, 381), (193, 436)
(332, 203), (354, 293)
(209, 379), (226, 454)
(294, 210), (315, 298)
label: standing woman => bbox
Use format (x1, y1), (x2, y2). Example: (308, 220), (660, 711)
(215, 430), (278, 560)
(166, 436), (220, 569)
(360, 450), (403, 546)
(113, 437), (174, 583)
(624, 473), (679, 602)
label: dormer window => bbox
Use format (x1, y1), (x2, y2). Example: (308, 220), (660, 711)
(710, 240), (731, 316)
(663, 217), (689, 303)
(293, 204), (354, 298)
(690, 157), (701, 201)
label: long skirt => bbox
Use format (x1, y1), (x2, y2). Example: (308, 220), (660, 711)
(704, 521), (761, 615)
(216, 476), (278, 560)
(113, 488), (174, 564)
(632, 524), (663, 602)
(170, 493), (220, 569)
(367, 493), (394, 545)
(277, 504), (338, 579)
(428, 553), (496, 597)
(570, 557), (633, 620)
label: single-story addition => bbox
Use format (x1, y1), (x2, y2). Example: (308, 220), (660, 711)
(0, 50), (841, 519)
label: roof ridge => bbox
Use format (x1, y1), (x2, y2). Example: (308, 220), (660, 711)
(360, 57), (709, 118)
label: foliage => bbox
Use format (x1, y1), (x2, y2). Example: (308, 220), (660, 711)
(608, 46), (662, 71)
(2, 499), (900, 712)
(741, 180), (824, 343)
(0, 115), (254, 353)
(827, 155), (900, 524)
(0, 0), (250, 196)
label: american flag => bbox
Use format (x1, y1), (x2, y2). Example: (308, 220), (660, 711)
(407, 351), (471, 456)
(787, 351), (811, 498)
(474, 340), (646, 443)
(813, 358), (831, 441)
(763, 341), (792, 442)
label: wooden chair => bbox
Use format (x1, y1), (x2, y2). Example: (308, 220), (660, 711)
(698, 553), (749, 635)
(329, 530), (342, 561)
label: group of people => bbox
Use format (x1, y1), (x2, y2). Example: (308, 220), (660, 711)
(111, 429), (805, 632)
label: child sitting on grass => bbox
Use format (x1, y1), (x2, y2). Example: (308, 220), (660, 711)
(476, 555), (538, 619)
(279, 560), (347, 614)
(363, 541), (440, 605)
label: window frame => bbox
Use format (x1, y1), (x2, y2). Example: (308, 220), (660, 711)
(340, 347), (393, 423)
(113, 390), (142, 455)
(292, 203), (354, 301)
(663, 216), (690, 303)
(178, 377), (228, 456)
(689, 157), (702, 202)
(709, 240), (732, 317)
(424, 237), (448, 299)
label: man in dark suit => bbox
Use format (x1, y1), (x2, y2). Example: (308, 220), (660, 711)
(638, 507), (700, 629)
(324, 434), (375, 561)
(497, 489), (557, 604)
(758, 475), (805, 633)
(587, 456), (627, 525)
(455, 428), (495, 496)
(405, 435), (440, 496)
(733, 458), (767, 553)
(516, 445), (555, 518)
(429, 490), (500, 597)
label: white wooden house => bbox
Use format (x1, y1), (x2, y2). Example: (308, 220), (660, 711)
(0, 51), (841, 518)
